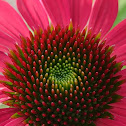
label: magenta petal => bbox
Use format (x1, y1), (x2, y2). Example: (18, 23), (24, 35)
(105, 19), (126, 49)
(109, 107), (126, 117)
(0, 52), (12, 73)
(42, 0), (71, 27)
(2, 117), (25, 126)
(0, 79), (10, 101)
(0, 45), (9, 53)
(114, 69), (126, 81)
(0, 108), (19, 123)
(95, 119), (108, 126)
(0, 1), (29, 42)
(110, 98), (126, 109)
(69, 0), (92, 30)
(0, 75), (9, 82)
(0, 31), (16, 51)
(116, 83), (126, 97)
(88, 0), (118, 38)
(112, 44), (126, 64)
(0, 76), (11, 103)
(111, 113), (126, 125)
(17, 0), (49, 30)
(96, 118), (126, 126)
(0, 96), (10, 103)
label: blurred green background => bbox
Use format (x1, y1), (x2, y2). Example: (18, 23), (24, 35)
(0, 0), (126, 108)
(114, 0), (126, 26)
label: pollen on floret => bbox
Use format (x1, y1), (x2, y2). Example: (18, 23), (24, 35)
(1, 23), (125, 126)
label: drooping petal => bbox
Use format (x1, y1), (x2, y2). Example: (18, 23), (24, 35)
(41, 0), (71, 27)
(88, 0), (118, 38)
(17, 0), (49, 30)
(69, 0), (92, 30)
(105, 19), (126, 49)
(0, 1), (29, 42)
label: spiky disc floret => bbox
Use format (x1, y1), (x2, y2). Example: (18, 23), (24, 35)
(1, 25), (125, 126)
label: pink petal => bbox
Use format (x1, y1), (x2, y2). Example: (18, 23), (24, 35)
(0, 1), (29, 42)
(116, 83), (126, 97)
(0, 85), (10, 103)
(112, 44), (126, 64)
(0, 75), (8, 82)
(0, 108), (19, 123)
(0, 45), (9, 53)
(109, 107), (126, 117)
(0, 97), (10, 103)
(110, 98), (126, 109)
(112, 113), (126, 125)
(0, 93), (10, 103)
(95, 119), (109, 126)
(3, 117), (25, 126)
(88, 0), (118, 39)
(104, 19), (126, 49)
(96, 118), (126, 126)
(0, 52), (11, 72)
(0, 88), (10, 103)
(0, 31), (16, 51)
(0, 75), (11, 103)
(69, 0), (92, 30)
(113, 44), (126, 57)
(0, 87), (9, 93)
(0, 82), (10, 103)
(114, 69), (126, 80)
(42, 0), (71, 27)
(17, 0), (49, 30)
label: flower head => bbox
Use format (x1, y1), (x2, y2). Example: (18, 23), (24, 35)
(0, 0), (126, 126)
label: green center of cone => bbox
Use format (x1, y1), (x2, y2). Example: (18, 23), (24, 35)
(49, 61), (77, 90)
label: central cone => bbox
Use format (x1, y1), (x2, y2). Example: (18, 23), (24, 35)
(49, 62), (77, 90)
(1, 25), (123, 126)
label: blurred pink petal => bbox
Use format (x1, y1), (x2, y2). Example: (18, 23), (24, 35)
(17, 0), (49, 30)
(88, 0), (118, 38)
(41, 0), (71, 27)
(69, 0), (92, 30)
(0, 1), (29, 42)
(112, 44), (126, 64)
(0, 52), (12, 72)
(95, 118), (126, 126)
(0, 108), (19, 124)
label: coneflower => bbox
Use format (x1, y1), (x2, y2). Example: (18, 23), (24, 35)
(0, 0), (126, 126)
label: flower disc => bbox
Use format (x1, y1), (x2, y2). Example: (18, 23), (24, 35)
(2, 25), (124, 126)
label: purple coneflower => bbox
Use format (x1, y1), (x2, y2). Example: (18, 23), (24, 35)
(0, 0), (126, 126)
